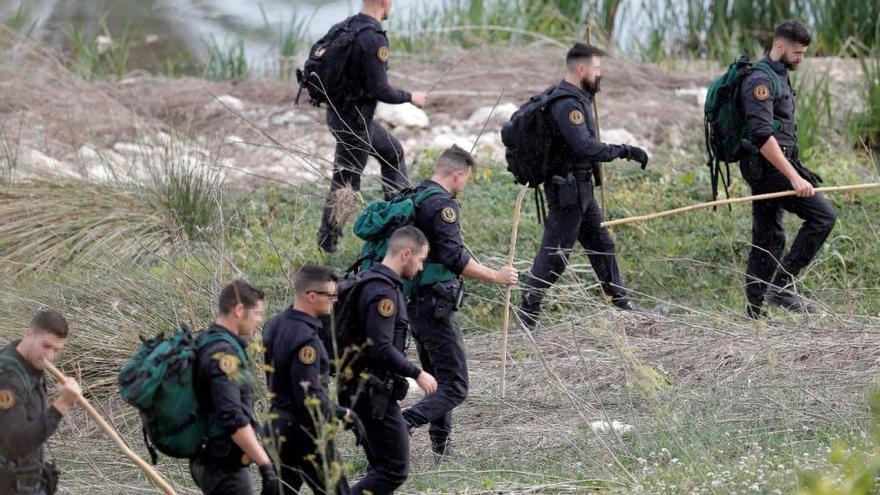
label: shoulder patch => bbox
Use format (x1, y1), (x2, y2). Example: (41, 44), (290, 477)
(754, 84), (771, 101)
(569, 109), (585, 125)
(299, 345), (317, 365)
(377, 46), (389, 62)
(441, 206), (457, 223)
(0, 389), (15, 410)
(377, 298), (396, 318)
(215, 353), (241, 376)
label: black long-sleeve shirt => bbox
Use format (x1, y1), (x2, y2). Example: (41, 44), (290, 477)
(413, 180), (470, 276)
(263, 307), (345, 426)
(0, 341), (61, 476)
(356, 264), (421, 379)
(547, 80), (628, 173)
(194, 325), (254, 436)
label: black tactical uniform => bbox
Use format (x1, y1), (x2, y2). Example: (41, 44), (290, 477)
(318, 13), (412, 252)
(0, 342), (60, 495)
(739, 56), (836, 313)
(342, 263), (422, 495)
(263, 307), (351, 495)
(190, 324), (256, 495)
(402, 180), (470, 454)
(520, 80), (637, 320)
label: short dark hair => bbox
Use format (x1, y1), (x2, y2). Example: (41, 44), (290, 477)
(387, 226), (429, 256)
(31, 310), (69, 338)
(774, 19), (811, 46)
(218, 280), (265, 315)
(435, 145), (475, 176)
(566, 43), (606, 69)
(294, 265), (337, 295)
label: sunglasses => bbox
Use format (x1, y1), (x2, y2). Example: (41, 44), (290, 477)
(308, 290), (338, 301)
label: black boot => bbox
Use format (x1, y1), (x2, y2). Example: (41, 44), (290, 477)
(519, 292), (541, 330)
(746, 298), (765, 320)
(766, 272), (817, 314)
(612, 298), (667, 316)
(431, 438), (453, 456)
(317, 232), (338, 254)
(765, 287), (817, 313)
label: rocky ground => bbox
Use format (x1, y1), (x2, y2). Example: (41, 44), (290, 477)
(0, 29), (868, 188)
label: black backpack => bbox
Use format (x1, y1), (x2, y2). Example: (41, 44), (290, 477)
(501, 86), (571, 187)
(295, 19), (382, 107)
(319, 270), (389, 375)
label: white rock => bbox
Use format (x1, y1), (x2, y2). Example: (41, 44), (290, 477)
(429, 133), (475, 151)
(270, 110), (299, 127)
(590, 420), (635, 435)
(95, 35), (113, 55)
(76, 144), (100, 162)
(224, 135), (247, 147)
(113, 142), (155, 157)
(675, 87), (709, 107)
(207, 95), (245, 113)
(20, 148), (76, 178)
(375, 102), (429, 129)
(144, 34), (160, 44)
(464, 102), (518, 129)
(602, 128), (650, 154)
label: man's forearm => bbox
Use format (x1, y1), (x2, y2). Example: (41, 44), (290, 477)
(231, 425), (271, 466)
(461, 259), (498, 284)
(760, 136), (800, 181)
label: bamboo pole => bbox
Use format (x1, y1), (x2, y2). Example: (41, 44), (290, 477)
(601, 183), (880, 228)
(501, 185), (529, 398)
(45, 363), (178, 495)
(584, 24), (606, 215)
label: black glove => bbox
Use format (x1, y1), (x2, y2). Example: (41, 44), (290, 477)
(344, 409), (369, 448)
(259, 462), (278, 495)
(624, 145), (649, 169)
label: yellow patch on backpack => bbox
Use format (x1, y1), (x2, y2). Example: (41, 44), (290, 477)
(569, 110), (585, 125)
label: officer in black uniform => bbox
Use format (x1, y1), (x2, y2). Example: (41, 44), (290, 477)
(518, 43), (653, 327)
(0, 311), (81, 495)
(317, 0), (428, 253)
(341, 226), (437, 495)
(191, 280), (278, 495)
(263, 265), (362, 495)
(739, 20), (836, 319)
(401, 145), (518, 456)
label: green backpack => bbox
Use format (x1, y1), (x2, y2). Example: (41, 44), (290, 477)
(117, 327), (247, 463)
(351, 186), (457, 295)
(704, 53), (782, 201)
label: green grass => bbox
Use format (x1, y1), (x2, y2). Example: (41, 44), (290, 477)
(201, 35), (249, 81)
(69, 16), (132, 80)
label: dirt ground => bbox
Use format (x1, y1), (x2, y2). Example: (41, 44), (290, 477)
(1, 26), (862, 190)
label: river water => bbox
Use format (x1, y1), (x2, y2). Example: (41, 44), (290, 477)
(0, 0), (424, 70)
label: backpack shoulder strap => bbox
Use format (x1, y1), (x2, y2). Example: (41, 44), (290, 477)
(197, 332), (247, 363)
(750, 61), (783, 100)
(0, 355), (31, 402)
(413, 186), (447, 205)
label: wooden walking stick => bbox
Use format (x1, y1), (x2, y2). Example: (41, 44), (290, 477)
(45, 363), (178, 495)
(584, 22), (607, 214)
(601, 183), (880, 228)
(501, 185), (530, 398)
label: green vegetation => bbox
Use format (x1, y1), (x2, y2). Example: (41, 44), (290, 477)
(201, 35), (249, 81)
(70, 17), (132, 80)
